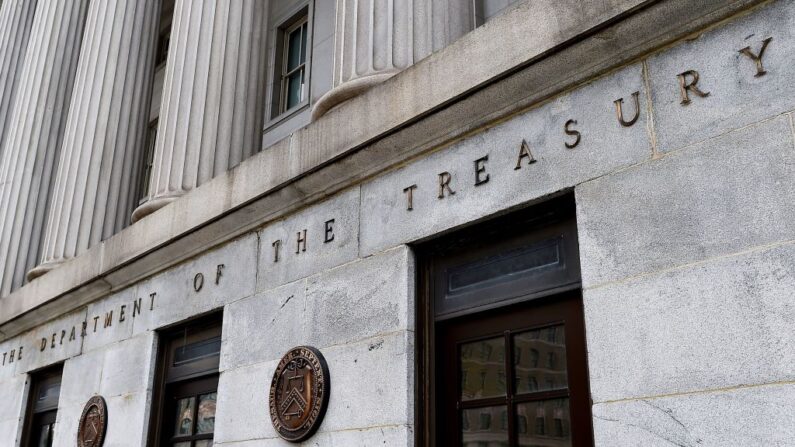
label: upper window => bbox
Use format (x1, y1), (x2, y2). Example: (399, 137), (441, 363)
(271, 7), (310, 119)
(149, 314), (222, 447)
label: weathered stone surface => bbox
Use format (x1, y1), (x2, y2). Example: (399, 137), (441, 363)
(132, 233), (257, 334)
(215, 359), (280, 444)
(305, 246), (414, 348)
(13, 309), (86, 374)
(98, 334), (156, 398)
(0, 374), (26, 422)
(648, 0), (795, 153)
(257, 187), (360, 292)
(0, 418), (21, 447)
(577, 116), (795, 287)
(220, 280), (307, 372)
(592, 383), (795, 446)
(52, 391), (150, 447)
(361, 63), (651, 255)
(82, 286), (137, 353)
(584, 242), (795, 403)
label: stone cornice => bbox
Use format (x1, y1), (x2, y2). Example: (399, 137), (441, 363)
(0, 0), (767, 339)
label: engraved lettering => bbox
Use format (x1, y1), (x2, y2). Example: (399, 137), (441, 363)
(104, 311), (113, 328)
(69, 326), (76, 342)
(515, 139), (536, 170)
(564, 119), (581, 149)
(81, 321), (88, 337)
(324, 219), (335, 243)
(93, 316), (100, 332)
(51, 333), (57, 348)
(1, 352), (6, 365)
(40, 338), (48, 352)
(437, 172), (455, 199)
(677, 70), (710, 105)
(614, 91), (641, 127)
(739, 37), (772, 77)
(194, 273), (204, 292)
(60, 330), (66, 345)
(17, 347), (21, 360)
(119, 305), (126, 323)
(216, 264), (225, 285)
(8, 350), (13, 363)
(133, 298), (142, 317)
(296, 230), (307, 254)
(403, 184), (418, 211)
(272, 240), (282, 262)
(474, 155), (490, 186)
(150, 292), (157, 310)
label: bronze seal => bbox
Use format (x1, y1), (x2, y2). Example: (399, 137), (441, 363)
(77, 395), (107, 447)
(269, 346), (330, 442)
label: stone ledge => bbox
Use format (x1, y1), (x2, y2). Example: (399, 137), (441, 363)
(0, 0), (768, 339)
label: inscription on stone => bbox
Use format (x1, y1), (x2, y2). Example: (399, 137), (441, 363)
(269, 346), (330, 442)
(77, 395), (107, 447)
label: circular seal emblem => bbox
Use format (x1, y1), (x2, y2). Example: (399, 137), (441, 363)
(269, 346), (330, 442)
(77, 395), (107, 447)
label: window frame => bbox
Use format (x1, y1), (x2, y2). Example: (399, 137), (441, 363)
(267, 2), (314, 126)
(415, 195), (594, 446)
(20, 364), (64, 447)
(148, 313), (222, 447)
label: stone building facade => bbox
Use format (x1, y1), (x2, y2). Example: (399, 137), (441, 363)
(0, 0), (793, 445)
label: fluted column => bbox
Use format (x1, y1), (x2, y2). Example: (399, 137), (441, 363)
(131, 0), (268, 222)
(29, 0), (161, 280)
(0, 0), (89, 295)
(0, 0), (38, 160)
(312, 0), (474, 118)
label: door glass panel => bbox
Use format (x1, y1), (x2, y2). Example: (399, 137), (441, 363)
(174, 397), (195, 436)
(172, 442), (191, 447)
(516, 398), (571, 446)
(462, 406), (509, 447)
(460, 337), (506, 401)
(36, 424), (53, 447)
(513, 325), (567, 394)
(196, 392), (217, 434)
(195, 440), (213, 447)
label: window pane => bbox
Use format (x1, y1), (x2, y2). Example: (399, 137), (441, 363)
(196, 392), (217, 434)
(172, 442), (191, 447)
(174, 336), (221, 366)
(174, 397), (195, 436)
(460, 337), (506, 401)
(195, 440), (213, 447)
(462, 406), (509, 447)
(287, 26), (303, 71)
(300, 22), (308, 63)
(516, 399), (571, 446)
(513, 325), (567, 395)
(286, 70), (304, 110)
(36, 424), (53, 447)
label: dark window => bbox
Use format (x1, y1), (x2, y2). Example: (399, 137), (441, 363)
(271, 7), (310, 119)
(149, 314), (222, 447)
(137, 119), (158, 205)
(21, 365), (63, 447)
(416, 196), (594, 446)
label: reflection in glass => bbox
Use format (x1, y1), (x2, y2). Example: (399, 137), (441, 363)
(460, 337), (506, 401)
(194, 440), (213, 447)
(37, 424), (53, 447)
(462, 406), (509, 447)
(516, 399), (571, 446)
(513, 325), (567, 394)
(174, 397), (195, 436)
(197, 393), (217, 434)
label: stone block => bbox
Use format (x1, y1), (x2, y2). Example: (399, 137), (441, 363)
(132, 233), (257, 334)
(648, 0), (795, 153)
(98, 334), (156, 398)
(592, 383), (795, 446)
(82, 285), (137, 353)
(0, 374), (27, 421)
(102, 392), (151, 446)
(214, 360), (280, 443)
(220, 279), (307, 371)
(0, 418), (22, 447)
(59, 348), (104, 405)
(577, 116), (795, 287)
(360, 63), (651, 255)
(305, 246), (414, 348)
(257, 187), (360, 292)
(13, 309), (86, 374)
(584, 242), (795, 403)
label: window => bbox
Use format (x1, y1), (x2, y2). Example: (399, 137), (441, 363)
(149, 314), (222, 447)
(137, 119), (158, 204)
(271, 7), (310, 119)
(21, 365), (63, 447)
(417, 196), (594, 446)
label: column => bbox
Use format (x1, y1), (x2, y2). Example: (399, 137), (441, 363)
(311, 0), (474, 119)
(131, 0), (268, 222)
(29, 0), (161, 281)
(0, 0), (89, 295)
(0, 0), (38, 160)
